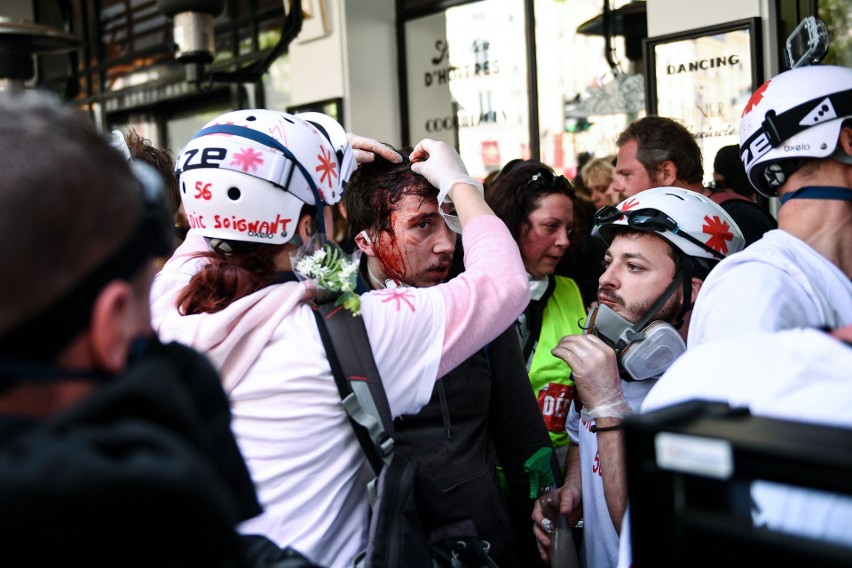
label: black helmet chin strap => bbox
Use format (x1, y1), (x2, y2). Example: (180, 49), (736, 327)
(625, 267), (681, 345)
(675, 256), (695, 329)
(626, 255), (693, 342)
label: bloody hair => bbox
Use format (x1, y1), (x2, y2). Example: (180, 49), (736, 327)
(177, 245), (283, 315)
(343, 145), (436, 240)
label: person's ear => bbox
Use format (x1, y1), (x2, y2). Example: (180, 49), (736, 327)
(690, 276), (703, 308)
(657, 161), (678, 185)
(354, 230), (377, 256)
(87, 281), (135, 375)
(296, 212), (314, 243)
(838, 125), (852, 155)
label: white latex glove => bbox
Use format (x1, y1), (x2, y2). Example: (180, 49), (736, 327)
(409, 138), (483, 234)
(551, 334), (631, 420)
(346, 133), (402, 165)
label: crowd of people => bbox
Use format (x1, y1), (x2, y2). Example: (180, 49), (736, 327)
(0, 59), (848, 568)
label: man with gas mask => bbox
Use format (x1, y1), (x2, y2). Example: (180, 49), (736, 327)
(531, 187), (744, 568)
(0, 91), (309, 566)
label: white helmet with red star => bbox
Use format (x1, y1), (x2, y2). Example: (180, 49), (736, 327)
(594, 187), (745, 330)
(175, 109), (348, 246)
(297, 111), (356, 193)
(596, 186), (745, 263)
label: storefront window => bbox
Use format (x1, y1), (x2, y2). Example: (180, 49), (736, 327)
(405, 0), (529, 179)
(534, 0), (639, 180)
(403, 0), (642, 180)
(447, 1), (529, 178)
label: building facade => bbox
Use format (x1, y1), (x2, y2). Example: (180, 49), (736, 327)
(2, 0), (848, 183)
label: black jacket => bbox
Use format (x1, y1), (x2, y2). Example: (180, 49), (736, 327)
(360, 254), (560, 567)
(0, 341), (317, 567)
(393, 325), (559, 568)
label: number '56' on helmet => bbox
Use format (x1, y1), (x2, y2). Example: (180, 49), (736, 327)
(175, 109), (354, 245)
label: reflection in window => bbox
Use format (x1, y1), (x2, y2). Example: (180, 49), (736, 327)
(534, 0), (640, 183)
(445, 0), (529, 179)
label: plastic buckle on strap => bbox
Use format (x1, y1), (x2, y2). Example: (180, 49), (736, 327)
(761, 110), (783, 147)
(378, 434), (394, 458)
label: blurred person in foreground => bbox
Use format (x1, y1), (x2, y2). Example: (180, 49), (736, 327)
(0, 90), (305, 566)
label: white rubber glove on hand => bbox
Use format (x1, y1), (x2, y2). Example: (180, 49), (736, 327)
(551, 334), (631, 420)
(347, 133), (402, 165)
(409, 138), (483, 234)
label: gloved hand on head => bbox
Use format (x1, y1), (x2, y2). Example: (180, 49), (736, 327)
(409, 138), (484, 233)
(347, 133), (402, 165)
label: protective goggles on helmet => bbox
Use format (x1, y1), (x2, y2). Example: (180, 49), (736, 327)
(594, 205), (725, 260)
(527, 169), (574, 192)
(585, 303), (686, 381)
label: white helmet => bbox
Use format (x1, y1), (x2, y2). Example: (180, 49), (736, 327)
(739, 64), (852, 197)
(596, 187), (745, 261)
(297, 111), (356, 191)
(595, 187), (745, 334)
(176, 109), (351, 246)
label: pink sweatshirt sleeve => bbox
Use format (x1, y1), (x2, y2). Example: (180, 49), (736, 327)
(436, 215), (529, 377)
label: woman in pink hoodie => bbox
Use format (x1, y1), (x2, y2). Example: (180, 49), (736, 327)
(149, 109), (528, 568)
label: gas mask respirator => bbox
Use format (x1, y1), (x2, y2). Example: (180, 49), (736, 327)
(585, 304), (686, 381)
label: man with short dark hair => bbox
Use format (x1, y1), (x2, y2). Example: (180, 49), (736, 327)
(532, 187), (745, 568)
(608, 115), (775, 246)
(705, 144), (778, 245)
(344, 149), (558, 568)
(608, 115), (704, 199)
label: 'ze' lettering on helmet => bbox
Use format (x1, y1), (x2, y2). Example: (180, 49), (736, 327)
(180, 147), (228, 171)
(740, 131), (772, 171)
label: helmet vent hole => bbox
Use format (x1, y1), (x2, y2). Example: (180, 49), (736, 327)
(246, 116), (257, 122)
(181, 181), (187, 194)
(227, 187), (241, 200)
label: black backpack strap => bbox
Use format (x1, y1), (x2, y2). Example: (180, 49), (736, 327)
(312, 304), (395, 475)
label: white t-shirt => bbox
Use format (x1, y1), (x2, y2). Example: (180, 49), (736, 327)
(642, 328), (852, 548)
(230, 292), (445, 568)
(150, 218), (527, 568)
(566, 379), (657, 568)
(688, 230), (852, 347)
